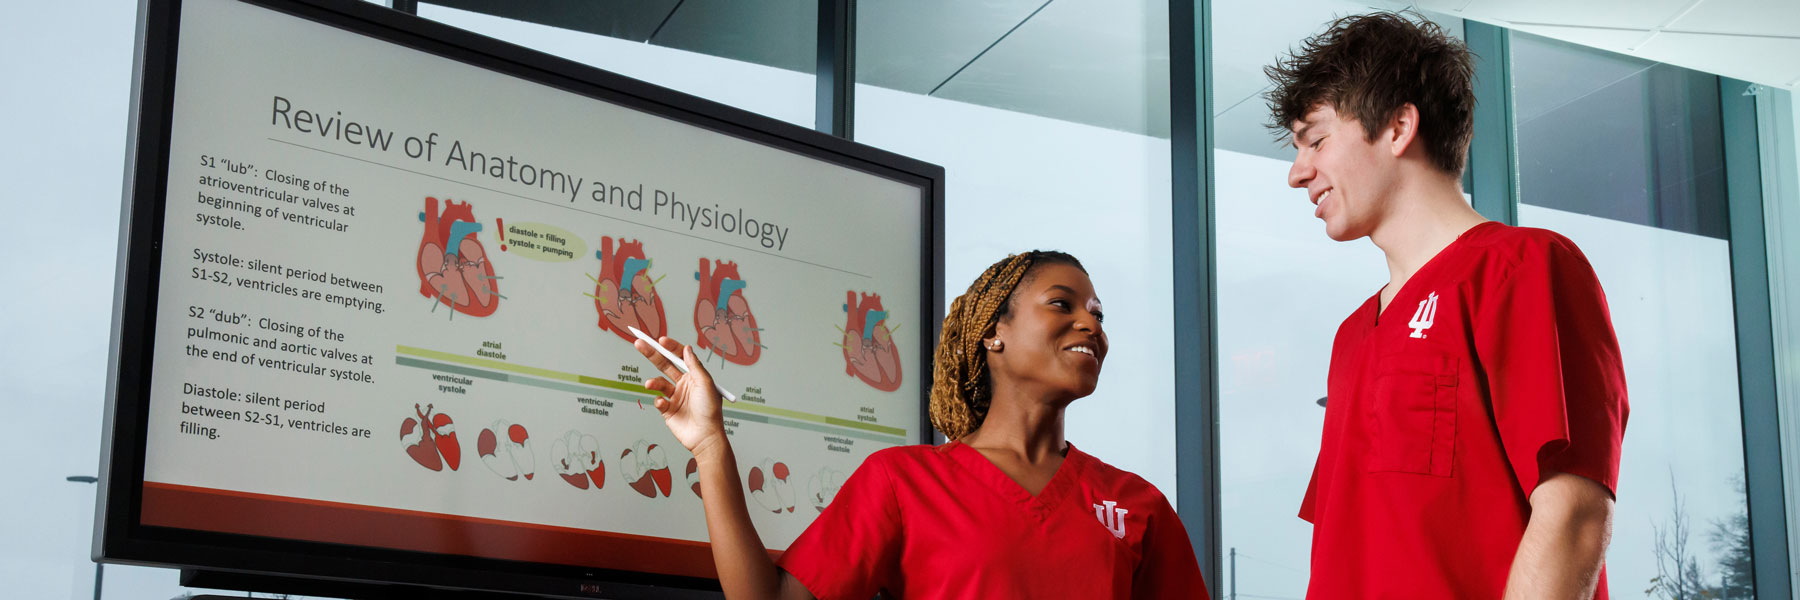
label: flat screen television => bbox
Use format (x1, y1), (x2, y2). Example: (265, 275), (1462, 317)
(96, 0), (943, 596)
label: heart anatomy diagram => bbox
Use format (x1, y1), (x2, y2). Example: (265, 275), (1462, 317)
(621, 439), (674, 498)
(400, 403), (460, 472)
(550, 430), (607, 491)
(807, 467), (845, 512)
(477, 419), (535, 482)
(417, 197), (500, 318)
(693, 258), (763, 366)
(842, 292), (903, 392)
(593, 236), (668, 343)
(748, 458), (796, 514)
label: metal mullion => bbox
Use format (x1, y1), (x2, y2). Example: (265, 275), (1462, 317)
(1466, 20), (1517, 226)
(1721, 76), (1792, 600)
(815, 0), (854, 139)
(1171, 0), (1221, 597)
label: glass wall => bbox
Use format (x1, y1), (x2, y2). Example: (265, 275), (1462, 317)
(1510, 31), (1751, 599)
(0, 0), (250, 598)
(854, 0), (1178, 494)
(9, 1), (1798, 598)
(416, 3), (815, 129)
(1764, 86), (1800, 590)
(1209, 5), (1463, 599)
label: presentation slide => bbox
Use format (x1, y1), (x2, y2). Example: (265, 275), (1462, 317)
(139, 0), (924, 579)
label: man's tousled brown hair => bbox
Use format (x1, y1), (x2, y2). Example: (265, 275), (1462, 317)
(930, 250), (1085, 440)
(1264, 11), (1475, 175)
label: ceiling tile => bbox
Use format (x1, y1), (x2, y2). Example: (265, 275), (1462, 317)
(1667, 0), (1800, 39)
(1635, 30), (1800, 89)
(1456, 0), (1696, 30)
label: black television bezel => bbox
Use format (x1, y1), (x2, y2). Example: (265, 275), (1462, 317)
(95, 0), (945, 597)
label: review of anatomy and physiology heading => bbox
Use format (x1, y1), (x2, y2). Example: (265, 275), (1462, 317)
(269, 95), (793, 251)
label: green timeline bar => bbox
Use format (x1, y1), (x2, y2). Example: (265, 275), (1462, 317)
(393, 346), (908, 439)
(723, 402), (906, 437)
(394, 357), (647, 404)
(396, 345), (654, 394)
(722, 409), (904, 446)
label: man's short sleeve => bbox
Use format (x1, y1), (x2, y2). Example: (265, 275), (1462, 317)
(1473, 234), (1629, 499)
(1132, 490), (1211, 599)
(778, 450), (903, 600)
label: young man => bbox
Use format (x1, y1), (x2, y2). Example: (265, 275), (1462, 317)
(1266, 12), (1629, 599)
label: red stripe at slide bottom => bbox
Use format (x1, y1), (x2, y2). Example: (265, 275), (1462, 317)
(142, 482), (781, 580)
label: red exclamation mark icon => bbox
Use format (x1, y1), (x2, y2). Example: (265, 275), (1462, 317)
(496, 218), (506, 251)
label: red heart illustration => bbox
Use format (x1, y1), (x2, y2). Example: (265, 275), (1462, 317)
(416, 197), (499, 317)
(748, 459), (795, 514)
(622, 440), (672, 498)
(593, 236), (668, 343)
(843, 292), (903, 392)
(551, 430), (604, 491)
(477, 420), (534, 481)
(399, 404), (458, 472)
(693, 259), (762, 366)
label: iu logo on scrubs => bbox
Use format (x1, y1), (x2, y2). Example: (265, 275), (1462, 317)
(1093, 500), (1129, 539)
(1408, 292), (1439, 339)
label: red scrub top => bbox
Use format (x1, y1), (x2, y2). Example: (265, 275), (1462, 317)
(780, 441), (1208, 600)
(1301, 221), (1628, 599)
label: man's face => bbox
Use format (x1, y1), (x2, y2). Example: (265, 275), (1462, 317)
(1286, 104), (1398, 242)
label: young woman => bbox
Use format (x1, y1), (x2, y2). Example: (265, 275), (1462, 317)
(633, 251), (1208, 599)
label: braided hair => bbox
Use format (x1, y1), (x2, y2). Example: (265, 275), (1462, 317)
(930, 250), (1086, 440)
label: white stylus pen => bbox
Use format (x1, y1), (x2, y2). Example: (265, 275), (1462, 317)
(627, 326), (738, 403)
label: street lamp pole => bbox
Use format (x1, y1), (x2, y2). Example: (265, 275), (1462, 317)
(67, 475), (102, 600)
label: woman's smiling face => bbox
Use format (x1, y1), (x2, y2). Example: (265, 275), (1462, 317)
(987, 263), (1109, 402)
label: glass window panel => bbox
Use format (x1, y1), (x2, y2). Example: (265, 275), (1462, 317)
(1209, 6), (1464, 599)
(1512, 31), (1751, 599)
(1761, 86), (1800, 588)
(5, 1), (812, 598)
(855, 0), (1178, 493)
(417, 2), (816, 129)
(1512, 33), (1729, 239)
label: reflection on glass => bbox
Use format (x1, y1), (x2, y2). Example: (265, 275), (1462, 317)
(1210, 5), (1463, 599)
(417, 3), (816, 128)
(855, 0), (1179, 492)
(1760, 87), (1800, 587)
(1511, 31), (1749, 600)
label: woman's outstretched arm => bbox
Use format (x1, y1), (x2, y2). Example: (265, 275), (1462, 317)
(633, 336), (815, 600)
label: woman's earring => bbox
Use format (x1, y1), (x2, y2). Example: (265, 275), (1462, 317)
(989, 340), (1004, 351)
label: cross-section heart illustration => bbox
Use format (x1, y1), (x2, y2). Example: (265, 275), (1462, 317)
(417, 197), (500, 317)
(399, 403), (459, 472)
(807, 466), (845, 512)
(842, 291), (903, 392)
(748, 458), (796, 514)
(550, 430), (606, 491)
(477, 419), (535, 482)
(621, 440), (673, 498)
(593, 236), (668, 343)
(685, 457), (702, 498)
(693, 258), (762, 366)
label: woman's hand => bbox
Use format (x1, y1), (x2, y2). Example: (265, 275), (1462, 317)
(633, 336), (728, 459)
